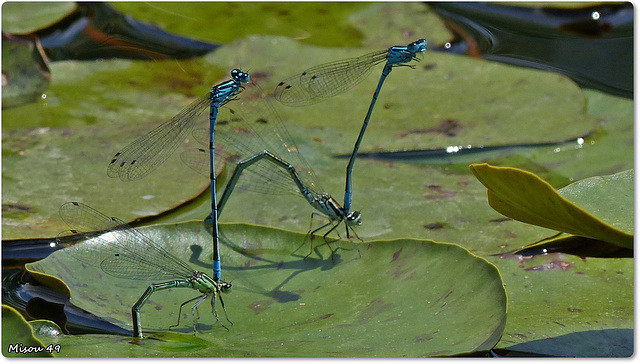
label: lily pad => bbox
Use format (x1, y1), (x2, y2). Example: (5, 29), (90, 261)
(1, 2), (75, 34)
(26, 222), (507, 357)
(348, 3), (451, 47)
(111, 2), (370, 48)
(469, 164), (633, 249)
(557, 169), (633, 236)
(2, 305), (53, 357)
(490, 253), (633, 356)
(2, 121), (210, 238)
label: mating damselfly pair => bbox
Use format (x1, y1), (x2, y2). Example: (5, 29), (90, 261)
(60, 38), (426, 337)
(107, 37), (426, 266)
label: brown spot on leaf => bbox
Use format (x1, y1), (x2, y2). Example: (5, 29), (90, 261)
(248, 71), (270, 82)
(293, 313), (334, 327)
(424, 222), (445, 230)
(391, 248), (402, 263)
(2, 203), (32, 212)
(414, 330), (439, 343)
(424, 185), (456, 200)
(404, 119), (463, 137)
(233, 127), (251, 135)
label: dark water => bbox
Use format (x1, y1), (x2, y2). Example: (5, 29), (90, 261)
(430, 2), (633, 99)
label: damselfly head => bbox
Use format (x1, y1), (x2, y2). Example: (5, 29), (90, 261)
(231, 69), (250, 83)
(408, 39), (428, 53)
(219, 281), (233, 293)
(346, 211), (362, 226)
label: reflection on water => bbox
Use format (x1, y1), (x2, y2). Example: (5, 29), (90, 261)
(431, 2), (633, 98)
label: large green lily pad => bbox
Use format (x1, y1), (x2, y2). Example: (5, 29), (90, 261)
(26, 222), (506, 357)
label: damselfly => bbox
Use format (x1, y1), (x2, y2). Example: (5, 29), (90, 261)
(181, 82), (362, 257)
(107, 69), (250, 282)
(57, 201), (232, 338)
(274, 39), (427, 215)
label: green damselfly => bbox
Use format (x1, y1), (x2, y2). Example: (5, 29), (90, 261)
(57, 202), (232, 338)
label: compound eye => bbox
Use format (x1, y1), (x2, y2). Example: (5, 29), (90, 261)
(221, 282), (233, 293)
(408, 39), (427, 52)
(347, 211), (362, 225)
(230, 69), (250, 83)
